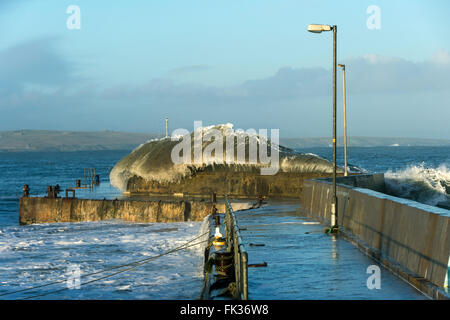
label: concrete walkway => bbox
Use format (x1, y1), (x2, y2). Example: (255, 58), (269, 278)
(235, 202), (427, 300)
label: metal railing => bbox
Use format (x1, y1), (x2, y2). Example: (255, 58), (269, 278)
(224, 197), (248, 300)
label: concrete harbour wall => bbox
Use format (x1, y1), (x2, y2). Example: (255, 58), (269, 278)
(334, 173), (386, 192)
(300, 174), (450, 298)
(19, 197), (253, 225)
(126, 171), (339, 199)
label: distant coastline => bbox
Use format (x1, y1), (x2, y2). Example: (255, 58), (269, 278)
(280, 136), (450, 148)
(0, 130), (449, 152)
(0, 130), (162, 152)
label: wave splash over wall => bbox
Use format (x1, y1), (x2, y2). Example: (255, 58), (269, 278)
(110, 123), (340, 191)
(385, 163), (450, 206)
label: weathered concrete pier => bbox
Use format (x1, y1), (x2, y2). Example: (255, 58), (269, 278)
(234, 203), (427, 299)
(201, 199), (249, 300)
(19, 196), (254, 225)
(300, 174), (450, 299)
(125, 171), (338, 199)
(199, 173), (449, 300)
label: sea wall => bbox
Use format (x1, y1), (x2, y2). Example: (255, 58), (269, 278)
(19, 197), (252, 225)
(126, 171), (337, 199)
(300, 174), (450, 298)
(334, 173), (386, 192)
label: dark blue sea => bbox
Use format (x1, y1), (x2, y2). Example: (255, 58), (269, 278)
(0, 150), (208, 299)
(1, 147), (448, 228)
(298, 146), (450, 207)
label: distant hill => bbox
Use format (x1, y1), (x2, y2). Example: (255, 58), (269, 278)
(280, 136), (450, 148)
(0, 130), (449, 152)
(0, 130), (163, 152)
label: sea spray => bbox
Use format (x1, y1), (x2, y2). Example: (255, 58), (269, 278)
(385, 163), (450, 206)
(110, 123), (340, 191)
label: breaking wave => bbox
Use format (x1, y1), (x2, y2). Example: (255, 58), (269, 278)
(385, 163), (450, 206)
(110, 123), (342, 190)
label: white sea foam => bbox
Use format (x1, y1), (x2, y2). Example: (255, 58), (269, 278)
(0, 220), (208, 299)
(110, 123), (338, 190)
(385, 163), (450, 206)
(54, 240), (84, 245)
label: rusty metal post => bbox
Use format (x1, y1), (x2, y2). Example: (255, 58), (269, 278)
(233, 229), (240, 296)
(23, 185), (29, 197)
(55, 184), (60, 198)
(65, 189), (75, 199)
(214, 212), (220, 226)
(225, 203), (230, 249)
(242, 251), (248, 300)
(210, 192), (216, 204)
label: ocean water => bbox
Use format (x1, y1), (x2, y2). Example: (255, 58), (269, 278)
(0, 147), (449, 299)
(0, 151), (128, 227)
(0, 220), (208, 300)
(0, 150), (208, 299)
(296, 146), (450, 207)
(110, 124), (339, 191)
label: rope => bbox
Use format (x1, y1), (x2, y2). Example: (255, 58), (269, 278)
(0, 231), (210, 298)
(24, 239), (209, 300)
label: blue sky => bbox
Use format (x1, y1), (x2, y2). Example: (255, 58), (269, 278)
(0, 0), (449, 138)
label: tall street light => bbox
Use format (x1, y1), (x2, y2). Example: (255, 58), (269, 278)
(338, 64), (348, 177)
(307, 24), (338, 232)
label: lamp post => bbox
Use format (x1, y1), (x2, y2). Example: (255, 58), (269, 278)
(165, 117), (169, 138)
(338, 64), (348, 177)
(308, 24), (338, 232)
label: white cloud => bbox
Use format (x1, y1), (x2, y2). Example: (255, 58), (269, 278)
(0, 42), (449, 138)
(362, 54), (403, 64)
(167, 65), (213, 75)
(431, 49), (450, 64)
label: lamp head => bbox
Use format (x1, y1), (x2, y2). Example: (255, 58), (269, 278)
(307, 24), (332, 33)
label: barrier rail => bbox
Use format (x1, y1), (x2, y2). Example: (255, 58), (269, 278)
(224, 197), (248, 300)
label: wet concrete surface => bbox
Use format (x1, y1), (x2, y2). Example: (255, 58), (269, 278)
(235, 203), (427, 300)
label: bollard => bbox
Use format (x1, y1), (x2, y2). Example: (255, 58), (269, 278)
(214, 213), (220, 226)
(241, 251), (248, 300)
(65, 189), (75, 199)
(23, 185), (29, 197)
(47, 185), (62, 198)
(258, 195), (263, 206)
(214, 251), (234, 277)
(47, 186), (53, 198)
